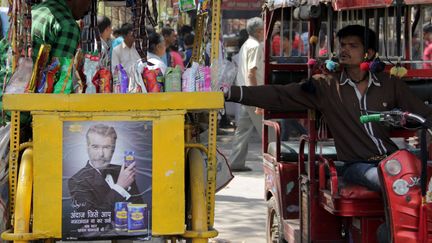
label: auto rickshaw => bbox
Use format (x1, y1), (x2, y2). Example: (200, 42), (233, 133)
(0, 0), (226, 242)
(262, 0), (432, 242)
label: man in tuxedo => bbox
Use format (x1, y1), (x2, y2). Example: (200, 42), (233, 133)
(68, 124), (143, 214)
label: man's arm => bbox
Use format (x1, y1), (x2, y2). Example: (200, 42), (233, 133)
(111, 47), (120, 73)
(226, 82), (321, 112)
(248, 67), (258, 86)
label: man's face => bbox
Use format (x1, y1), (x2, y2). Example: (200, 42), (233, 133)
(124, 31), (135, 48)
(165, 32), (177, 47)
(67, 0), (92, 20)
(255, 28), (264, 42)
(87, 133), (115, 169)
(338, 36), (365, 66)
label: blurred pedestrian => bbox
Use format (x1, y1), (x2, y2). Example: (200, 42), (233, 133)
(229, 17), (264, 172)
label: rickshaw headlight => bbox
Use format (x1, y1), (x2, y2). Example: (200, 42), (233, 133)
(385, 159), (402, 176)
(392, 179), (409, 196)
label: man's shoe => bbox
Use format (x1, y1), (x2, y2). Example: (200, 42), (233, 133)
(230, 166), (252, 172)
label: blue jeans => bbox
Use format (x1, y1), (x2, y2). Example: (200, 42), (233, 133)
(342, 162), (382, 192)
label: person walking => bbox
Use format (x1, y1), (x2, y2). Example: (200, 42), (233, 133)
(228, 17), (264, 172)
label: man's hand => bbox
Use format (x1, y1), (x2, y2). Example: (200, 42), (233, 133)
(116, 162), (136, 189)
(248, 67), (258, 86)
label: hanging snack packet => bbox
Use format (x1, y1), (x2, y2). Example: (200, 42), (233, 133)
(53, 57), (74, 94)
(182, 62), (198, 92)
(142, 67), (160, 93)
(118, 64), (129, 93)
(128, 62), (147, 93)
(27, 44), (51, 93)
(202, 66), (212, 91)
(37, 58), (60, 93)
(164, 66), (182, 92)
(83, 54), (99, 94)
(179, 0), (196, 12)
(92, 68), (112, 93)
(73, 50), (86, 93)
(112, 65), (120, 93)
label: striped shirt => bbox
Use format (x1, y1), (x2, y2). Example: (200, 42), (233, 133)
(31, 0), (80, 61)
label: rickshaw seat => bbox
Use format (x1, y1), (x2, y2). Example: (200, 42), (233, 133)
(267, 140), (337, 162)
(319, 158), (383, 216)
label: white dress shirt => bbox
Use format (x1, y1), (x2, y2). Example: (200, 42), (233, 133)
(111, 42), (141, 74)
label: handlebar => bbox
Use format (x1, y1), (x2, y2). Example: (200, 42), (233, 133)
(360, 110), (427, 127)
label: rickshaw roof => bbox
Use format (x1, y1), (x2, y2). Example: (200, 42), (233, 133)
(266, 0), (432, 11)
(332, 0), (432, 10)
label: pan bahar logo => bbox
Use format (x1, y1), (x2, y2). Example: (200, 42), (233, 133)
(131, 212), (144, 221)
(68, 124), (83, 133)
(116, 210), (127, 219)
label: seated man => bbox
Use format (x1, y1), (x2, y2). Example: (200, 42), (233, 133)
(224, 24), (432, 242)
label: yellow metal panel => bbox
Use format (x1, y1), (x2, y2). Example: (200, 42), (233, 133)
(32, 114), (62, 238)
(152, 113), (185, 235)
(31, 111), (185, 238)
(3, 92), (224, 112)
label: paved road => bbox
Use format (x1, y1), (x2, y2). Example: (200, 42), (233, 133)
(212, 129), (267, 243)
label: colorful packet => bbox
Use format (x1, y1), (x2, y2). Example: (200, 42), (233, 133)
(27, 44), (51, 93)
(112, 65), (121, 93)
(53, 57), (74, 94)
(92, 68), (112, 93)
(118, 64), (129, 93)
(37, 58), (60, 93)
(164, 66), (182, 92)
(142, 67), (160, 93)
(73, 50), (85, 93)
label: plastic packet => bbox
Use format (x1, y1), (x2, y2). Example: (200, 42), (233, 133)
(27, 44), (51, 93)
(92, 68), (112, 93)
(112, 65), (120, 93)
(73, 50), (85, 93)
(182, 62), (199, 92)
(5, 57), (33, 94)
(164, 66), (182, 92)
(118, 64), (129, 93)
(37, 58), (60, 93)
(128, 61), (147, 93)
(53, 57), (74, 94)
(179, 0), (196, 12)
(83, 54), (99, 94)
(142, 67), (160, 93)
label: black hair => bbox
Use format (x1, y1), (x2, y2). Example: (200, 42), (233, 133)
(162, 27), (175, 37)
(238, 29), (249, 48)
(423, 24), (432, 34)
(184, 33), (194, 46)
(148, 32), (164, 53)
(121, 23), (133, 36)
(97, 16), (111, 34)
(179, 25), (193, 36)
(113, 28), (122, 37)
(282, 29), (296, 42)
(336, 25), (378, 52)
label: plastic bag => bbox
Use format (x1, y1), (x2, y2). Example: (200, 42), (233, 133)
(216, 59), (237, 92)
(37, 58), (60, 93)
(5, 57), (33, 94)
(164, 66), (182, 92)
(142, 67), (163, 93)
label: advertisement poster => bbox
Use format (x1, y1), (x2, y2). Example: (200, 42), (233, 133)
(62, 121), (152, 240)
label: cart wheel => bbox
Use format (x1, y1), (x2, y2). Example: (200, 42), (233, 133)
(266, 197), (286, 243)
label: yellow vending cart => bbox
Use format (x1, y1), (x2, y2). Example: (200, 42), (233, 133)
(1, 92), (223, 242)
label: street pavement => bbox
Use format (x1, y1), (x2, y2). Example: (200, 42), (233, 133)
(211, 128), (267, 243)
